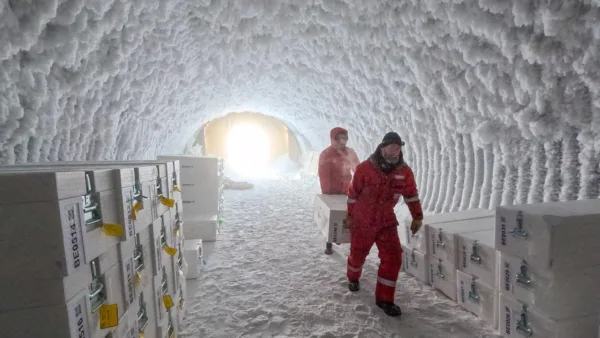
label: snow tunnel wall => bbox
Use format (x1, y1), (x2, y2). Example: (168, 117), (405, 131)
(0, 1), (599, 212)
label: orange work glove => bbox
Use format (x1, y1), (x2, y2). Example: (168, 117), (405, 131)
(410, 219), (423, 235)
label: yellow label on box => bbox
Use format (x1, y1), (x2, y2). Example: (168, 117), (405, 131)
(99, 304), (119, 329)
(136, 271), (144, 286)
(102, 223), (124, 237)
(133, 202), (143, 212)
(163, 295), (175, 309)
(140, 331), (145, 338)
(173, 185), (181, 192)
(164, 246), (177, 257)
(160, 197), (175, 208)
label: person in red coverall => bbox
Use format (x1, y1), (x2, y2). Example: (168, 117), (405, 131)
(318, 127), (360, 255)
(346, 132), (423, 317)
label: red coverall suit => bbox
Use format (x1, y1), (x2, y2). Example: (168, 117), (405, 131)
(318, 127), (360, 194)
(346, 156), (423, 303)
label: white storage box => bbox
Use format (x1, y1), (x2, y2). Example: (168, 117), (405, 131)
(403, 208), (494, 254)
(498, 251), (600, 319)
(184, 215), (218, 242)
(152, 275), (167, 326)
(0, 246), (128, 338)
(0, 271), (89, 312)
(168, 241), (184, 292)
(0, 197), (90, 278)
(457, 229), (497, 288)
(0, 288), (92, 338)
(429, 217), (495, 265)
(133, 285), (154, 338)
(177, 273), (187, 322)
(495, 198), (600, 270)
(1, 241), (124, 311)
(184, 239), (204, 279)
(499, 292), (599, 338)
(0, 171), (87, 204)
(112, 301), (139, 338)
(429, 257), (457, 301)
(313, 194), (350, 244)
(402, 245), (429, 284)
(456, 270), (497, 329)
(150, 217), (166, 277)
(157, 155), (222, 218)
(0, 165), (142, 242)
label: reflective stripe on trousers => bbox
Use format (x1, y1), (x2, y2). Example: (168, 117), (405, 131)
(377, 276), (396, 287)
(347, 264), (362, 273)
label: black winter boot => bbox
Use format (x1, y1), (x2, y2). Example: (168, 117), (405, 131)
(348, 279), (360, 292)
(324, 242), (333, 255)
(376, 300), (402, 317)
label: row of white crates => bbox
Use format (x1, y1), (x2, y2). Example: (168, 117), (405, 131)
(157, 155), (225, 242)
(0, 160), (191, 338)
(400, 198), (600, 338)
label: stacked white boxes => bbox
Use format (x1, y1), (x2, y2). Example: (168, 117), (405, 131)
(313, 194), (351, 244)
(401, 209), (494, 285)
(495, 199), (600, 338)
(0, 160), (186, 338)
(455, 229), (499, 329)
(157, 155), (224, 242)
(427, 217), (495, 302)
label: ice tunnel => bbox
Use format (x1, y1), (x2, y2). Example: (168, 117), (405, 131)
(1, 1), (600, 337)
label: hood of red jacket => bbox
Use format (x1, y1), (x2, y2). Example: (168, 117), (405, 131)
(330, 127), (348, 146)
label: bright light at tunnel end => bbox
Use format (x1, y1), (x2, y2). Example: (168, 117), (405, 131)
(226, 124), (271, 178)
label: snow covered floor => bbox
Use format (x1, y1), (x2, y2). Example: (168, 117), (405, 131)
(179, 173), (500, 338)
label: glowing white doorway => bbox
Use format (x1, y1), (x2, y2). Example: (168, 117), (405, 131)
(226, 124), (271, 177)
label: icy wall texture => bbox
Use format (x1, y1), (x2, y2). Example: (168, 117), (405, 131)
(0, 1), (599, 210)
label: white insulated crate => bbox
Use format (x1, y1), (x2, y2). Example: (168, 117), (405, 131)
(1, 196), (94, 279)
(184, 239), (204, 280)
(0, 288), (92, 338)
(456, 269), (498, 329)
(401, 245), (429, 284)
(0, 166), (140, 242)
(150, 217), (166, 277)
(429, 217), (495, 265)
(112, 304), (139, 338)
(0, 246), (127, 338)
(403, 208), (494, 255)
(498, 251), (600, 319)
(457, 229), (498, 288)
(0, 241), (123, 313)
(429, 257), (457, 301)
(0, 171), (87, 204)
(134, 284), (155, 338)
(495, 198), (600, 270)
(157, 155), (221, 218)
(184, 215), (218, 242)
(313, 194), (350, 244)
(499, 292), (599, 338)
(177, 272), (187, 325)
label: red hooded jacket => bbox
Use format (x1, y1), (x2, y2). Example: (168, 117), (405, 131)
(347, 151), (423, 229)
(318, 127), (360, 194)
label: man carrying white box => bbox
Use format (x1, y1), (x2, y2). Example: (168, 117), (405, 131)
(346, 132), (423, 317)
(318, 127), (360, 255)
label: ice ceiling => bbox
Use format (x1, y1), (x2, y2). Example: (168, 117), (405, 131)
(1, 0), (599, 211)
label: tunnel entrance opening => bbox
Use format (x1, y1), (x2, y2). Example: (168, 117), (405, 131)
(226, 123), (271, 177)
(203, 112), (302, 179)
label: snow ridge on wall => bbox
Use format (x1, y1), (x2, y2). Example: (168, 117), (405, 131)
(0, 1), (599, 208)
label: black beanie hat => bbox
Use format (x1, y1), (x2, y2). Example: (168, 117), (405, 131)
(379, 132), (405, 148)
